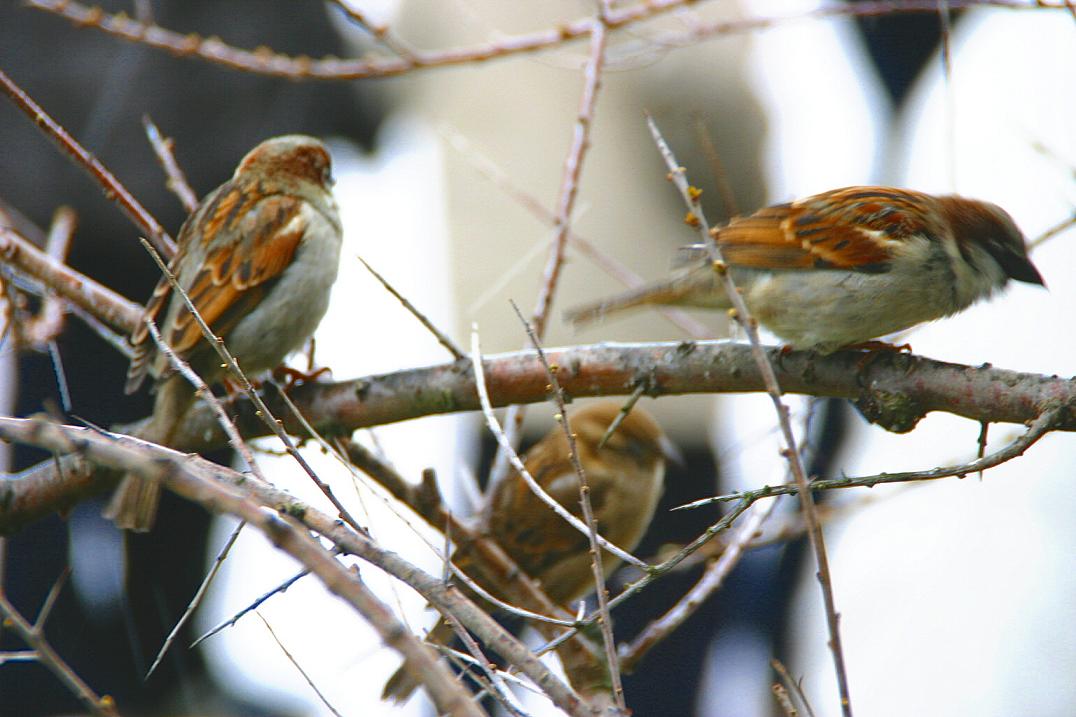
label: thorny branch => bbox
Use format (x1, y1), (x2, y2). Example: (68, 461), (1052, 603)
(0, 561), (119, 717)
(0, 417), (591, 717)
(512, 300), (628, 708)
(644, 114), (848, 711)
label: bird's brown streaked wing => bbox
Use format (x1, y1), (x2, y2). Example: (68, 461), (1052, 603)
(163, 195), (306, 356)
(717, 186), (939, 273)
(124, 270), (176, 393)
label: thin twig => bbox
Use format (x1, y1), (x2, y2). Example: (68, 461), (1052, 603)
(620, 497), (778, 670)
(258, 389), (578, 633)
(326, 0), (419, 61)
(269, 387), (579, 633)
(773, 683), (799, 717)
(440, 125), (710, 339)
(146, 520), (246, 678)
(257, 613), (344, 717)
(0, 417), (583, 717)
(976, 421), (989, 481)
(653, 0), (1066, 46)
(489, 17), (610, 496)
(534, 499), (754, 658)
(0, 567), (118, 717)
(691, 114), (740, 218)
(511, 300), (626, 709)
(470, 327), (648, 570)
(358, 255), (465, 360)
(645, 114), (852, 713)
(143, 318), (266, 483)
(33, 566), (70, 629)
(142, 116), (198, 212)
(772, 658), (818, 717)
(27, 0), (1069, 80)
(0, 68), (174, 257)
(530, 21), (607, 340)
(597, 383), (646, 449)
(680, 403), (1066, 509)
(621, 398), (823, 668)
(438, 613), (526, 715)
(191, 568), (310, 649)
(1028, 211), (1076, 250)
(335, 438), (579, 628)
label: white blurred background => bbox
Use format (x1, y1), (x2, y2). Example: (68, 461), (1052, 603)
(3, 1), (1070, 715)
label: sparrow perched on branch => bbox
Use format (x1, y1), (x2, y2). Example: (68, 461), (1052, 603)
(105, 135), (342, 531)
(565, 186), (1044, 352)
(382, 402), (669, 702)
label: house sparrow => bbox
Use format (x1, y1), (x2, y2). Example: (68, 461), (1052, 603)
(104, 135), (342, 531)
(382, 402), (668, 702)
(565, 186), (1044, 352)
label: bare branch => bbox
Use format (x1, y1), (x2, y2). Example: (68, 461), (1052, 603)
(191, 567), (309, 649)
(0, 417), (591, 716)
(646, 114), (849, 712)
(471, 329), (648, 570)
(681, 403), (1067, 509)
(489, 17), (609, 494)
(3, 343), (1072, 533)
(511, 300), (626, 708)
(25, 1), (1068, 80)
(142, 116), (198, 212)
(441, 125), (711, 339)
(0, 68), (174, 257)
(0, 561), (119, 717)
(358, 255), (465, 360)
(0, 227), (141, 335)
(257, 613), (345, 717)
(146, 521), (245, 678)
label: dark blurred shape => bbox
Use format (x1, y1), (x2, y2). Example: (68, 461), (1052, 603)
(848, 0), (957, 106)
(0, 1), (386, 714)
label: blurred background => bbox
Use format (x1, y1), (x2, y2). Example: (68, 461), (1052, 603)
(0, 1), (1073, 715)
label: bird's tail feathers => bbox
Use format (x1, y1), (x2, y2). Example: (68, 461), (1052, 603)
(564, 266), (723, 326)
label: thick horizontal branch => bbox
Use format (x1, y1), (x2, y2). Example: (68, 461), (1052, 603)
(196, 341), (1075, 447)
(2, 341), (1072, 532)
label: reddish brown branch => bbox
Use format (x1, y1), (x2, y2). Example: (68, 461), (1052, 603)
(142, 116), (198, 212)
(25, 0), (1065, 81)
(0, 69), (175, 257)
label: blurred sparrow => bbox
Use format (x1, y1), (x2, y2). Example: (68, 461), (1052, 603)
(382, 402), (668, 701)
(566, 186), (1044, 352)
(105, 135), (342, 531)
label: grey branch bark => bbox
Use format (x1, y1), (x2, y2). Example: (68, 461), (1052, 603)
(1, 340), (1072, 533)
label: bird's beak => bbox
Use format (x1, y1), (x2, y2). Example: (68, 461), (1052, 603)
(1003, 254), (1046, 287)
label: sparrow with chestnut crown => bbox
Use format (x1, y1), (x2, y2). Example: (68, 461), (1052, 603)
(566, 186), (1044, 352)
(382, 402), (669, 702)
(105, 135), (342, 531)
